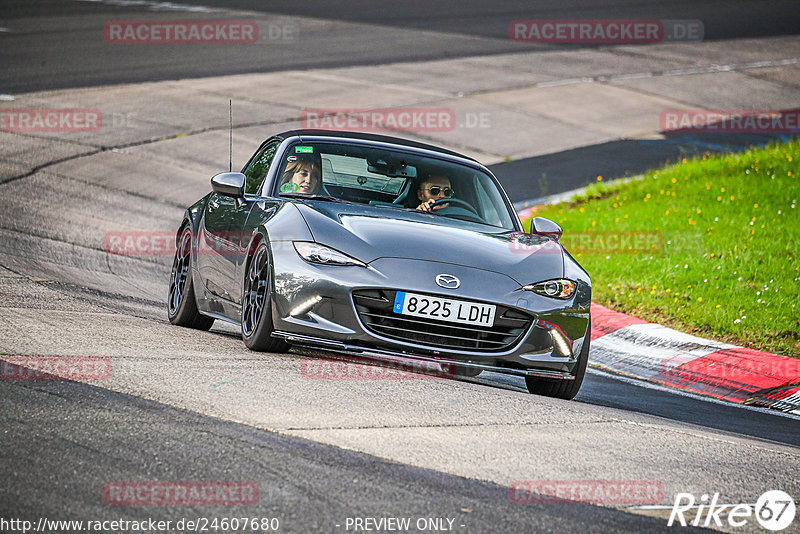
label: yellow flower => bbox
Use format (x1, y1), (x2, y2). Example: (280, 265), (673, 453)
(753, 203), (758, 208)
(597, 175), (603, 181)
(697, 297), (702, 302)
(717, 196), (722, 201)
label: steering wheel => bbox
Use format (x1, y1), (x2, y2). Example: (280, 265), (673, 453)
(432, 197), (480, 216)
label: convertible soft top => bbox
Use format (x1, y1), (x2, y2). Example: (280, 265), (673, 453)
(273, 129), (476, 162)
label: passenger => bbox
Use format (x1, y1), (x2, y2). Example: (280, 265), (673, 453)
(279, 156), (322, 195)
(413, 173), (455, 211)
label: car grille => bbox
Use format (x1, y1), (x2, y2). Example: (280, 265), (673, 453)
(352, 289), (534, 353)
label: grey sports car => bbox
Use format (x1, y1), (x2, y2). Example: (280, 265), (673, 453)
(168, 130), (591, 398)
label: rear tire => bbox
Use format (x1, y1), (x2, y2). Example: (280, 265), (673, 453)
(525, 324), (590, 400)
(168, 226), (214, 331)
(241, 241), (290, 352)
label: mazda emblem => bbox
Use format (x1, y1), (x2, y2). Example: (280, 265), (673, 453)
(435, 274), (460, 289)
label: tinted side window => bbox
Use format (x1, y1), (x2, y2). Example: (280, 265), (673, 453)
(243, 140), (280, 195)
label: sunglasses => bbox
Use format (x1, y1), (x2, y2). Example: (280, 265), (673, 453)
(425, 186), (455, 197)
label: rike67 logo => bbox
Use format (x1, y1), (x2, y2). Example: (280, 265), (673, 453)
(668, 490), (795, 531)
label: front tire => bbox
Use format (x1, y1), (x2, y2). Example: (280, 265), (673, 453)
(241, 241), (290, 352)
(168, 226), (214, 331)
(525, 324), (590, 400)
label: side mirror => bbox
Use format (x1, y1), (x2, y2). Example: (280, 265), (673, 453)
(530, 216), (562, 241)
(211, 172), (245, 198)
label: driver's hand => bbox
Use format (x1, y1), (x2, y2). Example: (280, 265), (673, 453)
(416, 199), (445, 211)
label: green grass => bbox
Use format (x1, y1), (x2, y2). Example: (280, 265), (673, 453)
(522, 139), (800, 357)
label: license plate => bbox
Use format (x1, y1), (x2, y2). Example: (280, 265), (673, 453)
(392, 291), (496, 327)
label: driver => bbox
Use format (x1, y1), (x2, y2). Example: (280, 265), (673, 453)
(278, 154), (322, 195)
(414, 174), (455, 211)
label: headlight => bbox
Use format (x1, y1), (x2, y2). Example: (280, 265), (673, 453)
(293, 242), (366, 267)
(522, 279), (576, 299)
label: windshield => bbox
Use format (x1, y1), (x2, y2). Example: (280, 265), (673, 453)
(273, 142), (517, 230)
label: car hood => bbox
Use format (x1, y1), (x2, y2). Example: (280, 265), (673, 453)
(293, 201), (564, 285)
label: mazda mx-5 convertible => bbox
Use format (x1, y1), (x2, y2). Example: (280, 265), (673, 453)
(168, 130), (591, 398)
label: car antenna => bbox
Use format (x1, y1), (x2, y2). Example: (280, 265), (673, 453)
(229, 99), (233, 172)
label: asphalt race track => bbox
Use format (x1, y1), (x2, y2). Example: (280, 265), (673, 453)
(4, 0), (800, 93)
(1, 1), (799, 533)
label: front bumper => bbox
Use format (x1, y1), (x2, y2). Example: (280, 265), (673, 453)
(270, 248), (591, 377)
